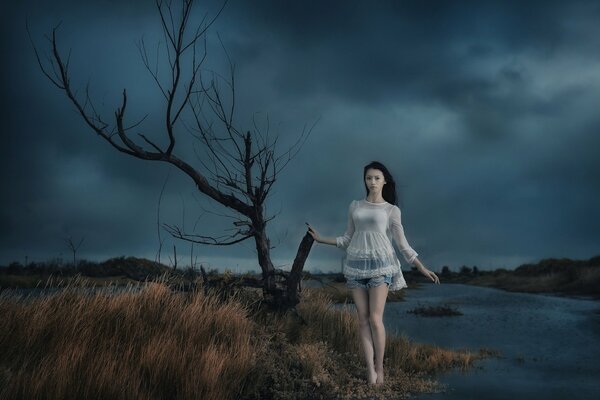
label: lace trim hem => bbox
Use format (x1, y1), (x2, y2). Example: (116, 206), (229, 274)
(344, 263), (399, 278)
(344, 252), (402, 270)
(346, 246), (394, 258)
(390, 273), (408, 291)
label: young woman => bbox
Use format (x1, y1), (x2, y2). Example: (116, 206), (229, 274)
(306, 160), (440, 385)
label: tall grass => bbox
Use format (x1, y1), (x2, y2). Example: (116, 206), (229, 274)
(0, 276), (259, 400)
(0, 276), (492, 399)
(243, 288), (490, 398)
(292, 289), (483, 373)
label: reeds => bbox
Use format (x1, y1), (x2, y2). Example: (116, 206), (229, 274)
(0, 276), (258, 400)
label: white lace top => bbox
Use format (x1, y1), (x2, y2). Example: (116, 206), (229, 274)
(336, 199), (419, 291)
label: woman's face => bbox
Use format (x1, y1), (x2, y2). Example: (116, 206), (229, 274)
(365, 168), (386, 194)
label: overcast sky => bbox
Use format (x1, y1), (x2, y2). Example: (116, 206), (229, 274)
(2, 0), (599, 273)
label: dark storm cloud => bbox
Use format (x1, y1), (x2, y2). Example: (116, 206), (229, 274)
(1, 0), (599, 270)
(225, 0), (580, 104)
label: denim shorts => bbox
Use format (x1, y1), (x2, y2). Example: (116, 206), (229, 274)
(346, 274), (392, 290)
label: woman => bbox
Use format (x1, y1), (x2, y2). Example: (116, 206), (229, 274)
(306, 160), (440, 385)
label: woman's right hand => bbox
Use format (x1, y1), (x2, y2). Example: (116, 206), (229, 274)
(306, 223), (321, 243)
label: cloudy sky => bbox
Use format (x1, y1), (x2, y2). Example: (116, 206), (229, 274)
(2, 0), (599, 273)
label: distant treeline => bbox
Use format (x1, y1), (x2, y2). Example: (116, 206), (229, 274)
(0, 256), (199, 282)
(0, 256), (268, 291)
(2, 255), (599, 298)
(435, 255), (600, 298)
(307, 256), (600, 299)
(434, 255), (600, 279)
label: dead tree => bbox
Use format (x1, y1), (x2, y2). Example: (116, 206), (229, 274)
(64, 235), (85, 266)
(28, 0), (317, 310)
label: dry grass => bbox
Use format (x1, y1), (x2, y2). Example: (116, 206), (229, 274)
(0, 273), (143, 290)
(243, 288), (491, 399)
(295, 289), (479, 375)
(0, 276), (258, 400)
(0, 276), (493, 400)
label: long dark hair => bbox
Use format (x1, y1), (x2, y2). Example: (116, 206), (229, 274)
(363, 161), (398, 205)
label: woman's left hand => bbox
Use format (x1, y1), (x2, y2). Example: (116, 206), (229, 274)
(419, 266), (440, 284)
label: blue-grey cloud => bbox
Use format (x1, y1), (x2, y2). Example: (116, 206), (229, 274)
(1, 0), (599, 272)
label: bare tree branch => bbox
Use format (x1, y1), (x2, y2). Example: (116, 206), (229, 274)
(31, 0), (318, 309)
(162, 222), (254, 245)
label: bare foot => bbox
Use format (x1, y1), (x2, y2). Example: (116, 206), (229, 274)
(375, 367), (384, 385)
(367, 368), (377, 385)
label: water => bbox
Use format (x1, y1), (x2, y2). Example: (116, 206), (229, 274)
(343, 283), (600, 399)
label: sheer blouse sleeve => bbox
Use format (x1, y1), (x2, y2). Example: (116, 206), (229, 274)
(389, 205), (419, 265)
(336, 200), (356, 250)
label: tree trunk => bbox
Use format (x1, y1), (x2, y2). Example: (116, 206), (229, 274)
(286, 232), (315, 307)
(254, 224), (315, 310)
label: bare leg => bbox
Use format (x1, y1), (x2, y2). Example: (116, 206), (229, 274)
(351, 287), (377, 384)
(368, 283), (388, 384)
